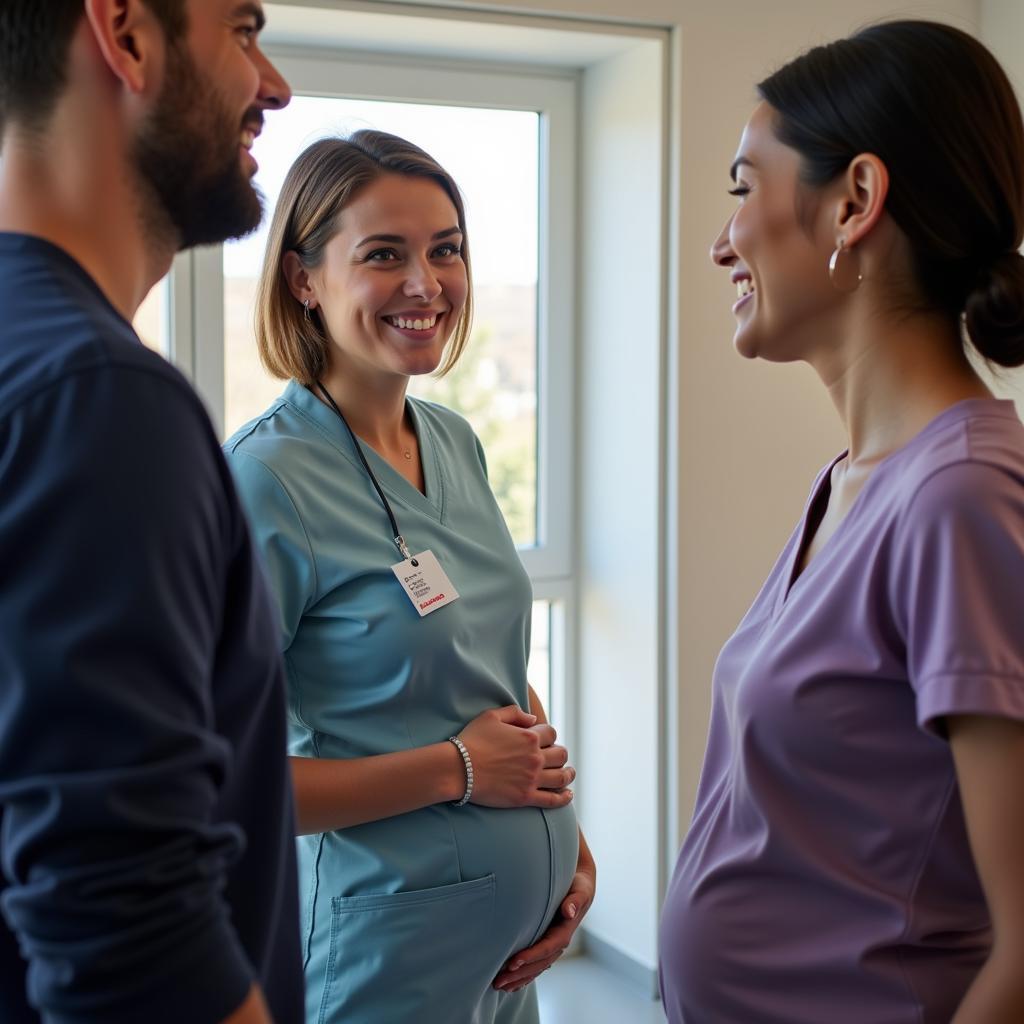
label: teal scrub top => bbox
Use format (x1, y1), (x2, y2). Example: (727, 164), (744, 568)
(225, 380), (578, 1024)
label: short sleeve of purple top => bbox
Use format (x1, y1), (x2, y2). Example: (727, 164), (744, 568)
(659, 399), (1024, 1024)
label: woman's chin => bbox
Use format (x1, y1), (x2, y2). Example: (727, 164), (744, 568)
(400, 354), (445, 378)
(386, 340), (448, 379)
(732, 330), (761, 361)
(732, 322), (797, 364)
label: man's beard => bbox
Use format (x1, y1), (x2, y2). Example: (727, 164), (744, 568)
(133, 42), (263, 249)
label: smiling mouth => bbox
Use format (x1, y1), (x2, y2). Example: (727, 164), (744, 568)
(385, 313), (440, 331)
(736, 279), (754, 299)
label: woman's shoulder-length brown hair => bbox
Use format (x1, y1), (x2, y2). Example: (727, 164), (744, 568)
(255, 129), (474, 385)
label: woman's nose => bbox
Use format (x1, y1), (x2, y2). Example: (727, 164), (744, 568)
(403, 261), (443, 301)
(710, 214), (737, 267)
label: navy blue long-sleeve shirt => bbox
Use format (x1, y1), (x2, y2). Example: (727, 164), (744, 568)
(0, 234), (303, 1023)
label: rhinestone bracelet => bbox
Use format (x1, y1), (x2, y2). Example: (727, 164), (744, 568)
(449, 735), (474, 807)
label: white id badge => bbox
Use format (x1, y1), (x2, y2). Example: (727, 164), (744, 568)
(391, 549), (459, 617)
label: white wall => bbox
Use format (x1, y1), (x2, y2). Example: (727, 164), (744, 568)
(981, 0), (1024, 90)
(979, 0), (1024, 418)
(576, 37), (665, 972)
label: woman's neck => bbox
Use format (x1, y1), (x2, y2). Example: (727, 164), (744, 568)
(315, 363), (412, 454)
(815, 308), (991, 467)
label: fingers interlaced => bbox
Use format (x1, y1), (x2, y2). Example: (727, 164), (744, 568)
(531, 723), (557, 748)
(539, 766), (574, 790)
(541, 744), (568, 768)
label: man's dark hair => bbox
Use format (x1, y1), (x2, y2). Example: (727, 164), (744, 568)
(758, 20), (1024, 367)
(0, 0), (187, 138)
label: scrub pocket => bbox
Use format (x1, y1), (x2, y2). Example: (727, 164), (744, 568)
(317, 873), (498, 1024)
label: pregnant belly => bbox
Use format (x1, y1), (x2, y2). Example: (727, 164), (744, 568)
(451, 801), (580, 950)
(304, 799), (579, 950)
(300, 801), (579, 1023)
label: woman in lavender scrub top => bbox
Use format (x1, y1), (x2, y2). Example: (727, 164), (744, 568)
(660, 21), (1024, 1024)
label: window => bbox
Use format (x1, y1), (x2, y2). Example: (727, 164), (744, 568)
(133, 279), (169, 357)
(133, 4), (676, 982)
(223, 96), (541, 547)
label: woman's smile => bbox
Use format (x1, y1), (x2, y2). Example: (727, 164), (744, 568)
(731, 272), (755, 313)
(382, 309), (447, 341)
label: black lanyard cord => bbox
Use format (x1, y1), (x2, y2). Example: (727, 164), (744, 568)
(315, 381), (416, 565)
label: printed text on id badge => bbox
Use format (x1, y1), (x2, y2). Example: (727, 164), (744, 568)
(391, 550), (459, 617)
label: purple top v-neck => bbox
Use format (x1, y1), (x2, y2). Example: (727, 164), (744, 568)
(660, 399), (1024, 1024)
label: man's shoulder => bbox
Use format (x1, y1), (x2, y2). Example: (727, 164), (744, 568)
(0, 234), (191, 422)
(0, 238), (230, 539)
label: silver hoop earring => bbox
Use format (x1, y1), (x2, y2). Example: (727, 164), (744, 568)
(303, 298), (312, 323)
(828, 240), (862, 293)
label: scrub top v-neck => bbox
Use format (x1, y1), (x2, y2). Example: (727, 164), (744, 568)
(224, 379), (579, 1024)
(781, 449), (847, 603)
(357, 393), (442, 511)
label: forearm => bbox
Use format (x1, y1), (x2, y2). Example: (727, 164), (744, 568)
(953, 946), (1024, 1023)
(527, 684), (548, 723)
(949, 715), (1024, 1023)
(290, 745), (466, 834)
(577, 827), (596, 874)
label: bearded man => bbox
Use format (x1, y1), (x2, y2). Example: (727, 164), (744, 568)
(0, 3), (300, 1022)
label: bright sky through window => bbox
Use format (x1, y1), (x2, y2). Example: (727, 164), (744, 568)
(224, 96), (539, 288)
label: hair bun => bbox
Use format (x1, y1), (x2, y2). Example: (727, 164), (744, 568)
(964, 250), (1024, 367)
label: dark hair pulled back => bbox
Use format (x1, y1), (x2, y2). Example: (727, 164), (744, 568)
(758, 20), (1024, 367)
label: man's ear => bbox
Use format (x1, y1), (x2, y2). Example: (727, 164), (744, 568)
(832, 153), (890, 248)
(283, 251), (318, 307)
(82, 0), (167, 95)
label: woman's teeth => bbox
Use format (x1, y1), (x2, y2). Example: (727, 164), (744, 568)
(737, 279), (754, 298)
(388, 314), (438, 330)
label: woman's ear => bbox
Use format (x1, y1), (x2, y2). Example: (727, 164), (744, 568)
(282, 251), (317, 308)
(833, 153), (890, 248)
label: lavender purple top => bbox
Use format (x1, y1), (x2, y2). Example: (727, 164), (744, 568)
(659, 399), (1024, 1024)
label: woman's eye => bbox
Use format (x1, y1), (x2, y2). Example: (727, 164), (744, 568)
(236, 24), (258, 47)
(728, 186), (751, 199)
(434, 244), (462, 258)
(367, 249), (399, 262)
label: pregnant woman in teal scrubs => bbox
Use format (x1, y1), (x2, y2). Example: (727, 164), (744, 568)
(224, 130), (594, 1024)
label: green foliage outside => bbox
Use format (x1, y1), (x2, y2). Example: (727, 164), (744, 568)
(411, 326), (537, 547)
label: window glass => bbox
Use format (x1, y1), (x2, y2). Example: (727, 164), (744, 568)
(223, 95), (540, 546)
(530, 599), (552, 717)
(133, 278), (169, 356)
